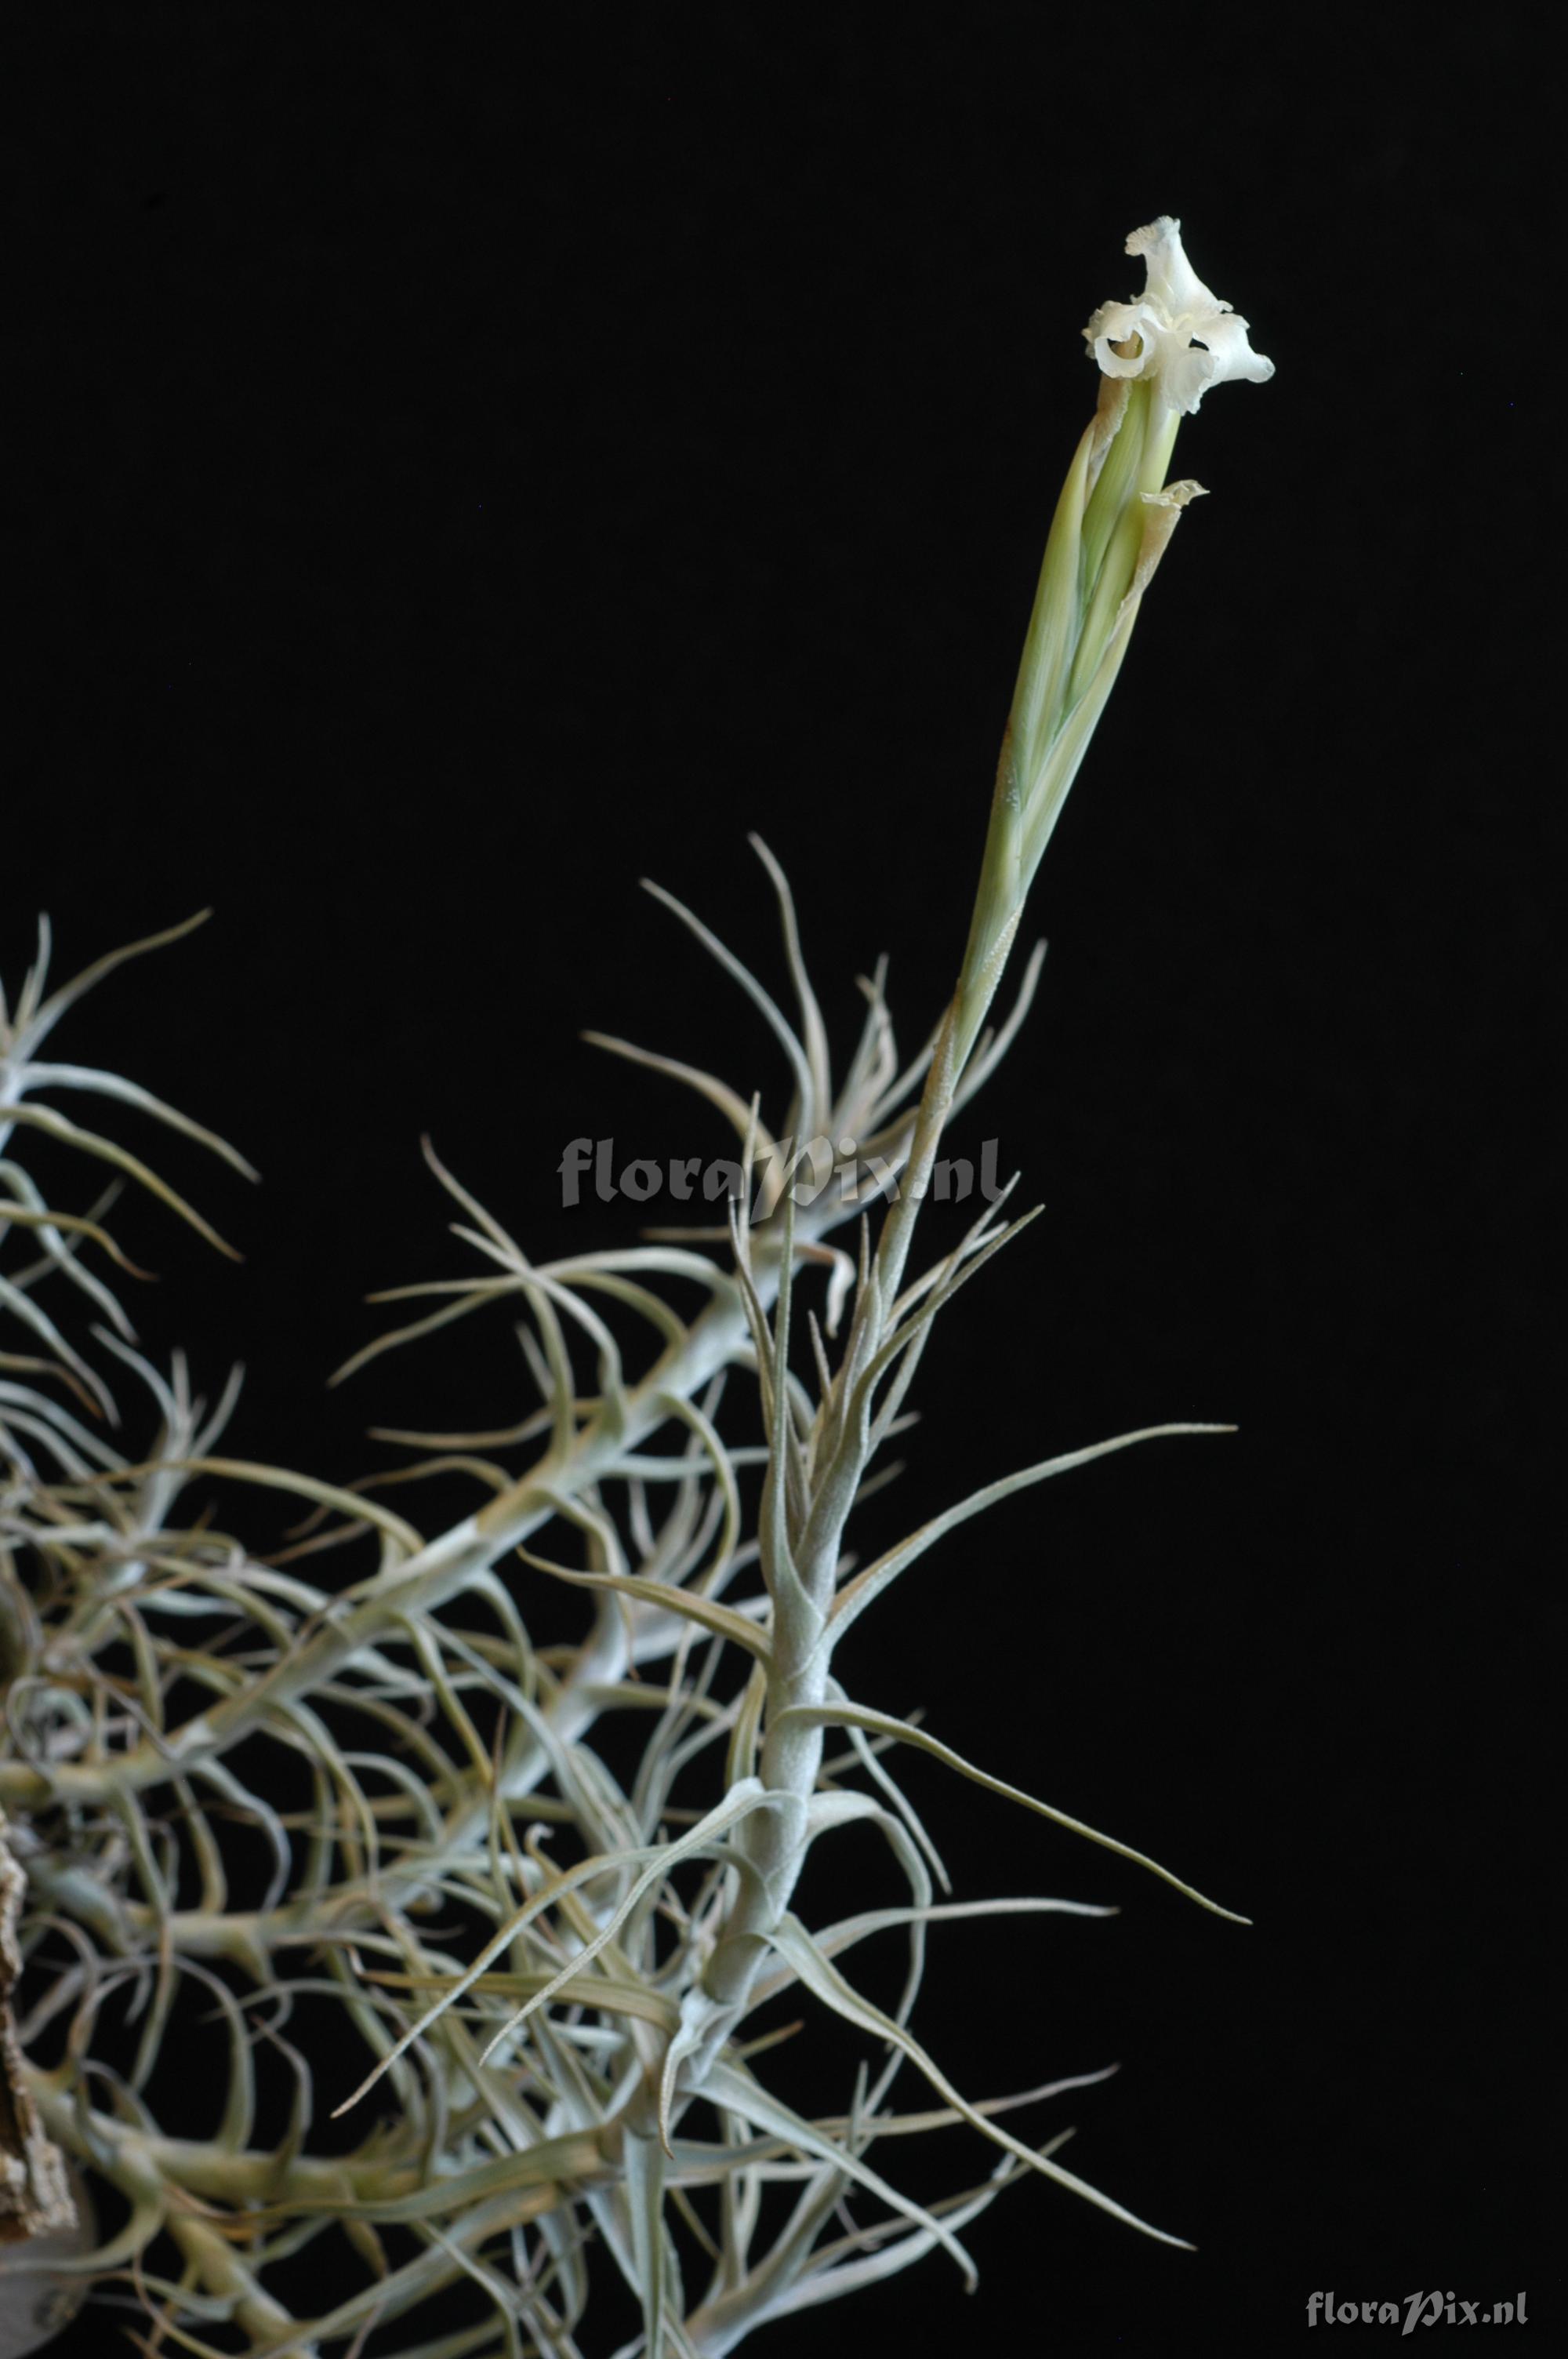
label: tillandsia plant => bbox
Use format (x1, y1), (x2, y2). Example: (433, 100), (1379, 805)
(0, 216), (1271, 2357)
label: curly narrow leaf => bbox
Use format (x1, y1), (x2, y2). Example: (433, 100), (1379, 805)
(19, 1066), (257, 1181)
(640, 878), (817, 1136)
(699, 2058), (981, 2293)
(2, 1103), (245, 1263)
(765, 1914), (1193, 2248)
(3, 911), (211, 1058)
(826, 1422), (1236, 1648)
(516, 1535), (774, 1667)
(771, 1698), (1248, 1921)
(332, 1779), (785, 2118)
(625, 2125), (674, 2359)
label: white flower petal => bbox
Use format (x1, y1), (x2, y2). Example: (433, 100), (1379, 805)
(1191, 308), (1276, 390)
(1160, 340), (1218, 417)
(1085, 300), (1159, 378)
(1126, 216), (1218, 322)
(1084, 217), (1272, 415)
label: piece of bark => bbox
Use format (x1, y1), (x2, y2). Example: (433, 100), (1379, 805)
(0, 1816), (74, 2248)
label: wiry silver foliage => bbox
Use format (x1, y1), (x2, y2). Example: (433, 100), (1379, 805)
(1, 227), (1269, 2354)
(0, 880), (1234, 2359)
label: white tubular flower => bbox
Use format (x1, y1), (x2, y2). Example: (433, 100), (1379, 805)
(1084, 216), (1273, 416)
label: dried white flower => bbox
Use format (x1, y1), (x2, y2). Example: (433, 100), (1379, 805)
(1084, 216), (1273, 415)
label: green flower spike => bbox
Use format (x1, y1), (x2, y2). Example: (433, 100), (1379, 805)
(956, 216), (1274, 1070)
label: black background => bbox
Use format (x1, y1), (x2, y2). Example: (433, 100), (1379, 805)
(2, 7), (1555, 2354)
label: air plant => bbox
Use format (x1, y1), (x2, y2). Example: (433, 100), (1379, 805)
(0, 218), (1272, 2357)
